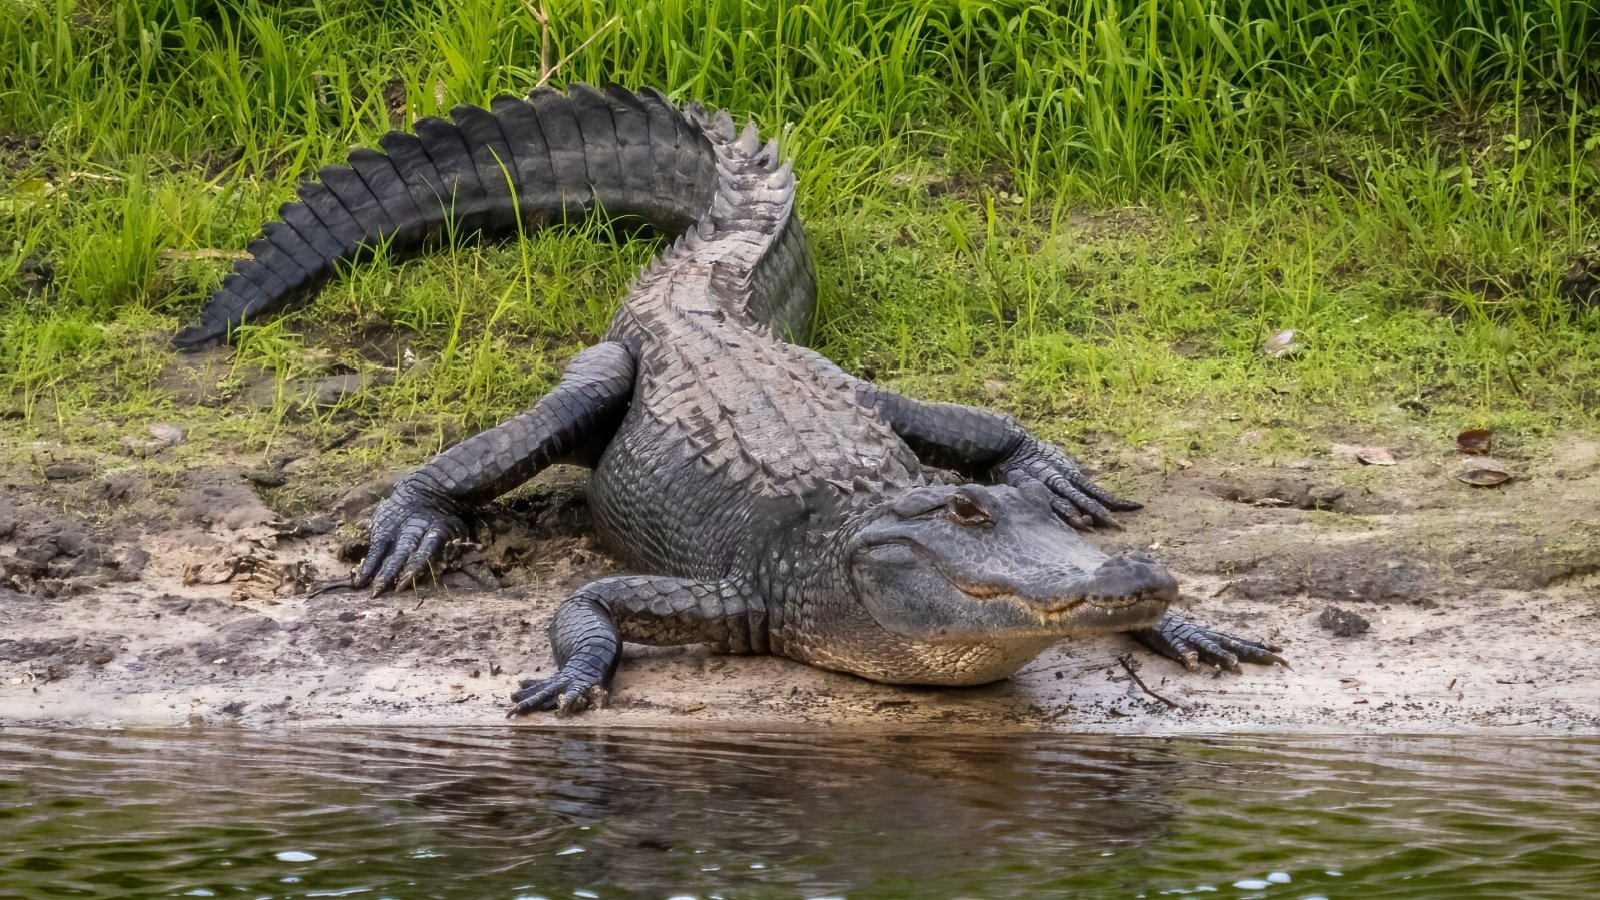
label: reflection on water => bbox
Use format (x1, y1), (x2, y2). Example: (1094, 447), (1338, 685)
(1, 729), (1597, 897)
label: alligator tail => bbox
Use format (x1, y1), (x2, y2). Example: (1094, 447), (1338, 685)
(174, 84), (735, 350)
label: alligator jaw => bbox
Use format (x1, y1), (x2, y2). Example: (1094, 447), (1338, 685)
(1034, 593), (1170, 633)
(946, 582), (1171, 635)
(946, 552), (1178, 631)
(952, 580), (1160, 612)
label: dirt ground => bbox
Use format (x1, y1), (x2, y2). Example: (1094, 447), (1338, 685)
(3, 369), (1599, 733)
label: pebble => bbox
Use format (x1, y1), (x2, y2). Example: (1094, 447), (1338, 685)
(147, 423), (186, 445)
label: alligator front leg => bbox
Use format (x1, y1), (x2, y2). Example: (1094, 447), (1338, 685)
(357, 340), (636, 595)
(1129, 612), (1287, 671)
(508, 576), (762, 716)
(854, 384), (1141, 529)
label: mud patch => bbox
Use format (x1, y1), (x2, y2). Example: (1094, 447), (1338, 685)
(178, 468), (280, 532)
(0, 496), (132, 598)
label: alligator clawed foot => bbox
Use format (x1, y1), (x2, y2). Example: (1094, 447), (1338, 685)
(992, 436), (1142, 530)
(1131, 612), (1288, 672)
(354, 479), (466, 597)
(507, 671), (610, 718)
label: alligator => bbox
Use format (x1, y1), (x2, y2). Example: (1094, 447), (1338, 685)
(177, 84), (1285, 715)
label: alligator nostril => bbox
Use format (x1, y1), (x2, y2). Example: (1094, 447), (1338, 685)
(1092, 556), (1178, 601)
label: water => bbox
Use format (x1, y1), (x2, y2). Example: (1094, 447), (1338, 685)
(1, 729), (1597, 898)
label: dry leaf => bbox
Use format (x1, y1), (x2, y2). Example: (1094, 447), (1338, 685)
(1260, 329), (1302, 358)
(1356, 447), (1396, 466)
(1456, 428), (1493, 455)
(1458, 457), (1512, 487)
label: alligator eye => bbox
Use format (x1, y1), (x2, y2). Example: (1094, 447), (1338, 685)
(948, 492), (993, 526)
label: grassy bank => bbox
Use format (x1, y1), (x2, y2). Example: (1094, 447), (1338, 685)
(2, 0), (1598, 470)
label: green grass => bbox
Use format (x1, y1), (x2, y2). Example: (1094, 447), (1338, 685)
(2, 0), (1598, 470)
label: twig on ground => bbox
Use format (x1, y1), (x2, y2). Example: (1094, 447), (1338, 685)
(1117, 653), (1185, 710)
(306, 580), (356, 599)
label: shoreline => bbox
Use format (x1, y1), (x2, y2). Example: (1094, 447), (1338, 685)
(5, 433), (1598, 735)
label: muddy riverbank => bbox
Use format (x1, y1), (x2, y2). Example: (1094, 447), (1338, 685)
(3, 409), (1598, 732)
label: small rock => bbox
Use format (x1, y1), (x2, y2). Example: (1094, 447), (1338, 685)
(147, 423), (186, 445)
(1318, 605), (1371, 637)
(1260, 480), (1312, 509)
(109, 547), (150, 582)
(280, 514), (335, 538)
(337, 611), (358, 623)
(1260, 329), (1303, 358)
(1305, 484), (1346, 510)
(299, 371), (396, 408)
(243, 468), (288, 488)
(43, 462), (91, 482)
(308, 373), (368, 406)
(1331, 443), (1396, 466)
(96, 472), (146, 504)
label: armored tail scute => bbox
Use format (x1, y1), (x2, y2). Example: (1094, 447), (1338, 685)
(174, 84), (809, 348)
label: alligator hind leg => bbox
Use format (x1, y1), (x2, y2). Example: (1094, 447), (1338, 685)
(358, 341), (636, 595)
(508, 576), (763, 716)
(1130, 612), (1288, 671)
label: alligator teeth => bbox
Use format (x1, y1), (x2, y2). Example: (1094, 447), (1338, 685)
(953, 582), (1011, 600)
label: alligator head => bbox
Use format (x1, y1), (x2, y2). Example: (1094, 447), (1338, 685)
(847, 482), (1176, 641)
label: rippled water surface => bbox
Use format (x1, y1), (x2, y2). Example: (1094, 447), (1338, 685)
(2, 729), (1597, 898)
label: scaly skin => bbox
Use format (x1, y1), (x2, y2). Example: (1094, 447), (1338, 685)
(176, 84), (1286, 718)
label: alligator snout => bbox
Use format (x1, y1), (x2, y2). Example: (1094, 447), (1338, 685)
(1077, 555), (1178, 607)
(953, 555), (1179, 612)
